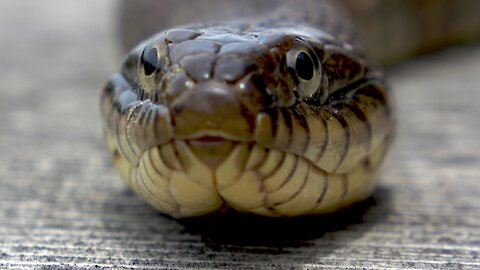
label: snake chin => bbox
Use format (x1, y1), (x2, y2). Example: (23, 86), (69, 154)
(125, 139), (381, 218)
(184, 137), (242, 170)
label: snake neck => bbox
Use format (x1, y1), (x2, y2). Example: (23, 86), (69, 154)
(119, 0), (480, 66)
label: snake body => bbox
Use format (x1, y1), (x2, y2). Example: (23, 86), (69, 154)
(101, 0), (397, 218)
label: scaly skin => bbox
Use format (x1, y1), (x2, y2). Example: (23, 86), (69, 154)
(102, 1), (395, 218)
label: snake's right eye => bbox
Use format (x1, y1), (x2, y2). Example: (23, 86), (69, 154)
(141, 48), (159, 76)
(138, 43), (169, 95)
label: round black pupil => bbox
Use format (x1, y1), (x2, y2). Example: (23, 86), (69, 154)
(143, 48), (158, 76)
(295, 52), (314, 80)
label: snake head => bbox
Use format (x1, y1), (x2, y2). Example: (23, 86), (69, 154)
(117, 26), (369, 147)
(102, 23), (392, 217)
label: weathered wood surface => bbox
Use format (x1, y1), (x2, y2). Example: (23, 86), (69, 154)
(0, 1), (479, 269)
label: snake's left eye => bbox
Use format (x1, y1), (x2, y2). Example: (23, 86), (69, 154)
(287, 39), (323, 102)
(295, 52), (314, 81)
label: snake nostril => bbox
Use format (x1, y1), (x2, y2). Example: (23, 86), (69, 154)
(251, 74), (266, 92)
(172, 104), (183, 115)
(236, 74), (274, 110)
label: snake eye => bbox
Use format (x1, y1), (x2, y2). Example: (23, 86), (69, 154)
(138, 41), (169, 96)
(287, 39), (323, 102)
(295, 52), (314, 81)
(142, 48), (159, 76)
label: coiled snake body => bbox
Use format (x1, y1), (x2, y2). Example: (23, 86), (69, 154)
(101, 0), (451, 218)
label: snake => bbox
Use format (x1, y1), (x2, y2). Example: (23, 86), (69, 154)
(100, 0), (480, 218)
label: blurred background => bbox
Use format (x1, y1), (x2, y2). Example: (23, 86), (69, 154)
(0, 0), (479, 269)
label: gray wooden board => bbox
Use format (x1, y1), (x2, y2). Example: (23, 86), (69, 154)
(0, 1), (479, 269)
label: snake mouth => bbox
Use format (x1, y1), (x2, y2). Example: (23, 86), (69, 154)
(174, 128), (250, 144)
(175, 132), (246, 170)
(187, 134), (242, 146)
(193, 135), (229, 143)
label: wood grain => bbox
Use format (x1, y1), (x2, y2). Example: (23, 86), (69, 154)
(0, 1), (479, 269)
